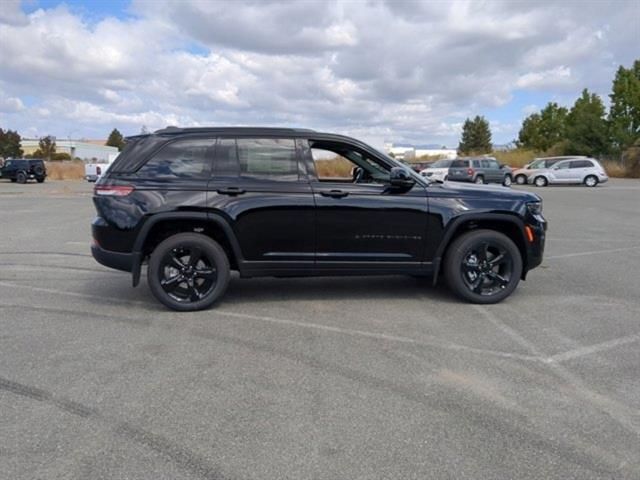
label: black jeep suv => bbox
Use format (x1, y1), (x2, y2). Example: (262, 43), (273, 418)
(1, 159), (47, 183)
(91, 127), (546, 311)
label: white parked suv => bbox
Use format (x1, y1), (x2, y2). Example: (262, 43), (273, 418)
(419, 159), (453, 181)
(529, 158), (608, 187)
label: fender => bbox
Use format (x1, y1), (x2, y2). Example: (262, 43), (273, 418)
(431, 212), (528, 286)
(130, 211), (244, 287)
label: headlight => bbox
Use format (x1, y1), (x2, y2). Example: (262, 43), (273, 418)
(527, 201), (542, 215)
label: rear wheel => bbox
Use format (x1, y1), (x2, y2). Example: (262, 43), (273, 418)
(16, 172), (27, 184)
(147, 233), (230, 311)
(444, 229), (522, 304)
(515, 174), (527, 185)
(534, 176), (547, 187)
(584, 175), (598, 187)
(474, 176), (485, 184)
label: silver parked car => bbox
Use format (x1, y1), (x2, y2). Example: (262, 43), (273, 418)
(529, 158), (608, 187)
(512, 156), (586, 185)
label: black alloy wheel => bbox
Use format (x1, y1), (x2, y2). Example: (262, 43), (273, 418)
(445, 229), (522, 304)
(148, 233), (230, 311)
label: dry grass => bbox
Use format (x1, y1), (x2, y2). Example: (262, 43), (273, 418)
(45, 161), (85, 180)
(491, 149), (537, 168)
(315, 157), (353, 178)
(601, 160), (637, 178)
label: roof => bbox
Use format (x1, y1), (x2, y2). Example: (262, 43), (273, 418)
(154, 126), (317, 135)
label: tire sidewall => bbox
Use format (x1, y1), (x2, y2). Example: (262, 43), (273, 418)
(515, 174), (527, 185)
(534, 176), (547, 187)
(16, 172), (27, 184)
(474, 176), (484, 184)
(584, 175), (598, 187)
(147, 233), (230, 311)
(503, 175), (512, 187)
(444, 230), (523, 304)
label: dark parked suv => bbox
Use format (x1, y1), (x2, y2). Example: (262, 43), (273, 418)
(448, 157), (512, 186)
(92, 127), (546, 311)
(1, 159), (47, 183)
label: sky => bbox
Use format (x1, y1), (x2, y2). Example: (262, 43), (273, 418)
(0, 0), (638, 148)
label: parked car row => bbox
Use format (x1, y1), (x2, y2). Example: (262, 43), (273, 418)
(512, 156), (608, 187)
(420, 157), (512, 186)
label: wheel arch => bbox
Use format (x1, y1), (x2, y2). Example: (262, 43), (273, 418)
(432, 213), (528, 285)
(131, 212), (243, 287)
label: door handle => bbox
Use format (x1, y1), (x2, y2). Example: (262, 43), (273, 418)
(320, 189), (349, 198)
(216, 187), (246, 196)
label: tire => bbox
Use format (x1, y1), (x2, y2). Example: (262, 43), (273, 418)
(16, 172), (27, 184)
(36, 177), (45, 183)
(33, 165), (45, 176)
(503, 175), (512, 187)
(515, 174), (527, 185)
(474, 176), (485, 184)
(584, 175), (598, 187)
(444, 229), (522, 304)
(147, 233), (230, 311)
(533, 176), (547, 187)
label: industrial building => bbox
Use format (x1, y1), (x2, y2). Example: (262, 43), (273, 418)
(21, 139), (118, 162)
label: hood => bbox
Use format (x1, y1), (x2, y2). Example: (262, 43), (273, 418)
(432, 180), (540, 202)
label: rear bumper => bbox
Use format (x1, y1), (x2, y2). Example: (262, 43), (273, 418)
(91, 243), (133, 272)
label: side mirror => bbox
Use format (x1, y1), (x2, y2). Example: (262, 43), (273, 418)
(389, 167), (415, 188)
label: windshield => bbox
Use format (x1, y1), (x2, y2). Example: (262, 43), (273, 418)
(529, 159), (545, 169)
(430, 159), (453, 168)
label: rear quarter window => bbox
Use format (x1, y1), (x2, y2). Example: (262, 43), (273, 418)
(236, 138), (298, 181)
(136, 138), (214, 179)
(451, 160), (468, 168)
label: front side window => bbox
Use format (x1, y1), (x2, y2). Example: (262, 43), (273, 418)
(310, 142), (390, 184)
(137, 138), (214, 179)
(237, 138), (298, 181)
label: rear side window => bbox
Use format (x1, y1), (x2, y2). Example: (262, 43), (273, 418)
(236, 138), (298, 180)
(571, 160), (593, 168)
(136, 138), (214, 179)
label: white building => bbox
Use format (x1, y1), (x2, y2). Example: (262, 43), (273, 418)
(21, 139), (119, 162)
(383, 143), (457, 161)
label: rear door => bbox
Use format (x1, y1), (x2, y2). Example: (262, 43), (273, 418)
(550, 160), (572, 183)
(207, 137), (315, 265)
(486, 158), (502, 183)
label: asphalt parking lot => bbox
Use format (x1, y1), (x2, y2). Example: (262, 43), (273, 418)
(1, 179), (639, 479)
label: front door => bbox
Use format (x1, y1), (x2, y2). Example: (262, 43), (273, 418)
(303, 139), (428, 267)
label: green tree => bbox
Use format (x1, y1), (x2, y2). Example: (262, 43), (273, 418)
(565, 89), (609, 157)
(458, 115), (492, 154)
(517, 102), (568, 151)
(608, 60), (640, 153)
(0, 128), (23, 158)
(106, 128), (125, 151)
(38, 135), (56, 160)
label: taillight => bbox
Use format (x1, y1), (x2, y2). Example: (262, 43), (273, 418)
(94, 185), (134, 196)
(467, 168), (474, 175)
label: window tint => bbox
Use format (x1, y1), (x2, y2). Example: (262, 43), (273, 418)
(236, 138), (298, 181)
(480, 159), (490, 168)
(451, 160), (468, 168)
(214, 138), (240, 176)
(137, 139), (214, 179)
(555, 161), (570, 169)
(571, 160), (593, 168)
(488, 159), (500, 169)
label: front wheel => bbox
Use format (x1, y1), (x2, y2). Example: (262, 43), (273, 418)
(444, 229), (522, 304)
(584, 175), (598, 187)
(16, 172), (27, 184)
(503, 175), (512, 187)
(515, 174), (527, 185)
(147, 233), (230, 311)
(533, 176), (548, 187)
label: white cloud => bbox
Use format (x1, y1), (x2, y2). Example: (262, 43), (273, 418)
(0, 0), (637, 144)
